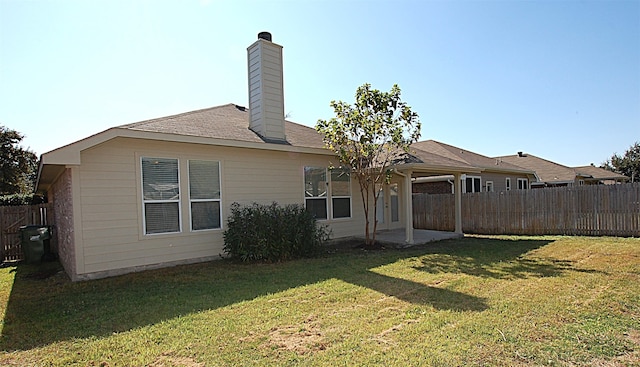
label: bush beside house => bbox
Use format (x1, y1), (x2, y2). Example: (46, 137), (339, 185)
(223, 202), (330, 262)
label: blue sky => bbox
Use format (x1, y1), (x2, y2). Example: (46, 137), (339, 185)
(1, 0), (638, 167)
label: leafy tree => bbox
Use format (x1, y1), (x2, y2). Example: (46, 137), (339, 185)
(601, 141), (639, 183)
(316, 84), (420, 246)
(0, 125), (38, 195)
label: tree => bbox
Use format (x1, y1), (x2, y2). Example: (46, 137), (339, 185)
(601, 141), (639, 183)
(0, 125), (38, 195)
(316, 84), (420, 246)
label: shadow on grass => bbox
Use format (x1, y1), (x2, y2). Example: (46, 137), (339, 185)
(412, 237), (577, 279)
(0, 236), (566, 351)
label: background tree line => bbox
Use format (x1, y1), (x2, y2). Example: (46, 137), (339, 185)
(0, 125), (43, 205)
(601, 141), (639, 183)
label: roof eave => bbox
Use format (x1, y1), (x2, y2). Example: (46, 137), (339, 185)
(40, 127), (333, 167)
(36, 128), (333, 191)
(478, 166), (537, 175)
(392, 162), (482, 175)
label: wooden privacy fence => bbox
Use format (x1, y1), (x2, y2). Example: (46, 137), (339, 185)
(0, 203), (54, 262)
(413, 183), (640, 236)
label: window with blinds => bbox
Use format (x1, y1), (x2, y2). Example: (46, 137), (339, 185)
(330, 167), (351, 219)
(304, 166), (352, 220)
(189, 160), (221, 230)
(304, 166), (327, 220)
(141, 157), (181, 234)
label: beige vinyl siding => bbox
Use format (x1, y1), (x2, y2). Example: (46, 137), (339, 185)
(73, 137), (364, 279)
(248, 43), (264, 135)
(247, 38), (285, 141)
(480, 171), (530, 192)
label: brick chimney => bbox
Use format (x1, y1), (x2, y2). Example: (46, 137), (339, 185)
(247, 32), (286, 142)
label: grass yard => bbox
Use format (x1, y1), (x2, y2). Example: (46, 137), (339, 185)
(0, 235), (638, 366)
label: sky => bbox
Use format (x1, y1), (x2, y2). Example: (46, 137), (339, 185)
(1, 0), (639, 167)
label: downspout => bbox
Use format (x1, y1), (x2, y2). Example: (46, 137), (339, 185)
(393, 169), (414, 245)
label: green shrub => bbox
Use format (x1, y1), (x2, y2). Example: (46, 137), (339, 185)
(0, 193), (46, 206)
(223, 202), (330, 262)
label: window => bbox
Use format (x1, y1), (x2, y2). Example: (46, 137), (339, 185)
(304, 166), (327, 219)
(578, 179), (585, 186)
(189, 160), (221, 230)
(142, 157), (180, 234)
(517, 178), (529, 190)
(506, 178), (511, 191)
(486, 181), (494, 192)
(390, 183), (399, 222)
(330, 167), (351, 218)
(304, 166), (352, 220)
(465, 176), (482, 193)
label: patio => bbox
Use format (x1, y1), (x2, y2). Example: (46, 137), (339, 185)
(362, 229), (463, 248)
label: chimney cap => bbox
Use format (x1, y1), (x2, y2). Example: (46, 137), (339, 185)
(258, 32), (272, 42)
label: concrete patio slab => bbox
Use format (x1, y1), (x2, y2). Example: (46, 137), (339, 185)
(360, 229), (463, 248)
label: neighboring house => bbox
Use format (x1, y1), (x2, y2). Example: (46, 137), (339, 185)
(411, 140), (537, 194)
(496, 152), (629, 187)
(573, 164), (629, 185)
(36, 33), (484, 281)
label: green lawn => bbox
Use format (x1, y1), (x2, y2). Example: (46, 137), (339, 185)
(0, 235), (638, 366)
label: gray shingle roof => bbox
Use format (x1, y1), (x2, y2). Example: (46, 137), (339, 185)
(498, 154), (630, 184)
(574, 165), (628, 181)
(497, 154), (576, 183)
(411, 140), (531, 172)
(118, 103), (326, 149)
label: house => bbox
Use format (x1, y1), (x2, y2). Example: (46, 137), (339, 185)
(411, 140), (537, 194)
(496, 152), (629, 187)
(573, 164), (629, 185)
(36, 33), (488, 281)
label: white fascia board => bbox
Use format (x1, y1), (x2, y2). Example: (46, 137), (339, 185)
(394, 163), (482, 176)
(40, 127), (334, 166)
(478, 166), (537, 175)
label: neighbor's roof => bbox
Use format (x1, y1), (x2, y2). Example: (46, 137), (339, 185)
(410, 140), (534, 174)
(573, 165), (629, 181)
(496, 153), (578, 184)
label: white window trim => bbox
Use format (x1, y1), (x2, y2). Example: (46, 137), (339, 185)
(188, 160), (222, 232)
(486, 181), (494, 192)
(304, 166), (353, 220)
(390, 183), (400, 223)
(304, 166), (328, 220)
(517, 178), (529, 190)
(141, 156), (182, 236)
(330, 167), (352, 220)
(464, 175), (482, 193)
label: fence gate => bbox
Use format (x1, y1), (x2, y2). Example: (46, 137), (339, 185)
(0, 204), (53, 262)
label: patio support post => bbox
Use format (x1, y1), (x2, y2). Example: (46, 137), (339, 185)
(454, 172), (463, 234)
(404, 170), (414, 244)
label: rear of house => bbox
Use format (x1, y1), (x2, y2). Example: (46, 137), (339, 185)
(36, 33), (371, 280)
(42, 131), (365, 280)
(36, 33), (541, 281)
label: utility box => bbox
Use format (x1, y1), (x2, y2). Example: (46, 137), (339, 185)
(20, 225), (51, 264)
